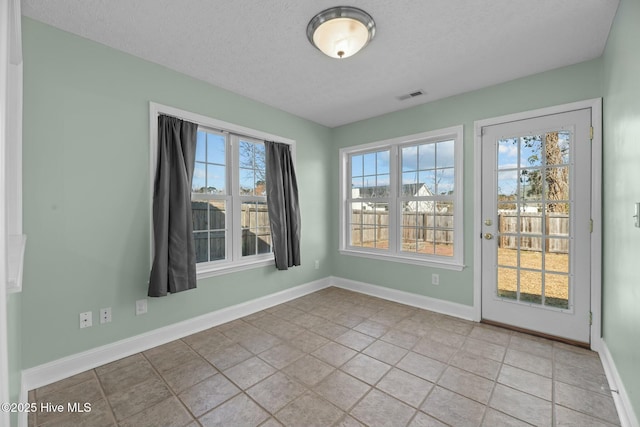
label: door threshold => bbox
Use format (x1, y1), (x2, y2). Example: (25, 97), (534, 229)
(481, 319), (590, 349)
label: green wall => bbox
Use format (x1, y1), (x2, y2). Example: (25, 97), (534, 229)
(602, 0), (640, 416)
(13, 9), (640, 423)
(18, 18), (333, 370)
(331, 60), (603, 305)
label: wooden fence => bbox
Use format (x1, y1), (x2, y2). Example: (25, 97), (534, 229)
(498, 211), (569, 253)
(192, 201), (271, 258)
(351, 210), (454, 246)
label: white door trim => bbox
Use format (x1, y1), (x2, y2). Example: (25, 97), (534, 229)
(473, 98), (602, 350)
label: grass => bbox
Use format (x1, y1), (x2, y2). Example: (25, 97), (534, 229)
(357, 240), (570, 308)
(497, 248), (569, 308)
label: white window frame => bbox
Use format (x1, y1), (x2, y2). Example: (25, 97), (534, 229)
(149, 103), (296, 278)
(339, 126), (464, 271)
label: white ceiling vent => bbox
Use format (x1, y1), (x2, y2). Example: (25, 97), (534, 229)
(397, 90), (426, 101)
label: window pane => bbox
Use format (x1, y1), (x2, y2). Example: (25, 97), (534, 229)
(192, 201), (209, 231)
(546, 244), (569, 273)
(351, 224), (363, 247)
(545, 273), (569, 309)
(520, 237), (542, 270)
(208, 200), (226, 230)
(375, 174), (390, 197)
(402, 146), (418, 172)
(240, 168), (255, 195)
(436, 202), (454, 225)
(192, 163), (206, 193)
(498, 170), (518, 199)
(196, 131), (206, 162)
(545, 167), (569, 203)
(435, 230), (453, 256)
(520, 270), (542, 305)
(363, 152), (376, 175)
(209, 231), (225, 261)
(207, 164), (225, 194)
(498, 138), (518, 170)
(555, 132), (571, 165)
(419, 170), (436, 194)
(194, 232), (208, 263)
(436, 168), (454, 195)
(520, 136), (543, 167)
(437, 140), (455, 168)
(377, 151), (390, 174)
(351, 155), (363, 176)
(498, 267), (517, 300)
(192, 200), (227, 263)
(241, 202), (271, 257)
(351, 177), (364, 197)
(257, 228), (272, 254)
(239, 140), (266, 196)
(242, 229), (256, 256)
(520, 168), (543, 200)
(418, 143), (435, 169)
(254, 143), (266, 169)
(207, 133), (226, 164)
(239, 140), (254, 168)
(402, 172), (418, 195)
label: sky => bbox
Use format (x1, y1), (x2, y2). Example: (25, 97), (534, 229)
(350, 140), (456, 196)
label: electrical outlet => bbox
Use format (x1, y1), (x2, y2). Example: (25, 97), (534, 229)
(100, 307), (112, 324)
(79, 311), (92, 329)
(314, 260), (320, 270)
(432, 274), (439, 286)
(136, 299), (148, 316)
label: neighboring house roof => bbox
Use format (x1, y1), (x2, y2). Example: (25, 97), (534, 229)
(352, 183), (444, 213)
(352, 183), (434, 198)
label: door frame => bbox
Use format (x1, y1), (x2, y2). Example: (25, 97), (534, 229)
(473, 98), (602, 351)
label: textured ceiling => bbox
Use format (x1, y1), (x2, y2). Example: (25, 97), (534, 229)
(21, 0), (619, 128)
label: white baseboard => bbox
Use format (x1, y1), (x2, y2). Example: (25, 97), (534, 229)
(18, 275), (478, 427)
(20, 277), (331, 399)
(599, 340), (639, 427)
(329, 276), (476, 320)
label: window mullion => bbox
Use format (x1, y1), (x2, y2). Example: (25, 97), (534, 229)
(344, 155), (352, 249)
(230, 134), (241, 262)
(389, 146), (399, 255)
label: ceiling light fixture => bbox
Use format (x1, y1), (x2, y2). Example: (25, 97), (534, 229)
(307, 6), (376, 59)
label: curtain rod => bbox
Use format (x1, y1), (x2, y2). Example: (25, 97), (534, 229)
(158, 112), (279, 143)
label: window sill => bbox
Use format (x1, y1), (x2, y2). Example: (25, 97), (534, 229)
(196, 255), (275, 279)
(338, 248), (464, 271)
(8, 234), (27, 293)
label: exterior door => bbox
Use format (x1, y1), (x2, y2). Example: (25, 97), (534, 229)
(481, 109), (592, 343)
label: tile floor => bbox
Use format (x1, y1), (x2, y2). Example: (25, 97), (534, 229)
(28, 287), (621, 427)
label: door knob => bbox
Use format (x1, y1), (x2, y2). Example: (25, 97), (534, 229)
(484, 233), (494, 240)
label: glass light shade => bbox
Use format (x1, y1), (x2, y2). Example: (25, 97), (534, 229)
(313, 18), (369, 59)
(307, 7), (375, 59)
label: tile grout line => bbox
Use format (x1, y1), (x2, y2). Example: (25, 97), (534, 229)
(30, 288), (621, 427)
(138, 349), (200, 427)
(90, 368), (119, 427)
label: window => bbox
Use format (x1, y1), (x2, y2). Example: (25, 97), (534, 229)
(339, 126), (464, 270)
(150, 103), (295, 278)
(192, 131), (272, 264)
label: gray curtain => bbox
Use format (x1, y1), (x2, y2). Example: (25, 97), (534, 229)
(148, 115), (198, 297)
(265, 141), (301, 270)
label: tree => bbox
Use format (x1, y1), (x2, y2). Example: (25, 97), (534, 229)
(520, 132), (569, 213)
(239, 141), (266, 194)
